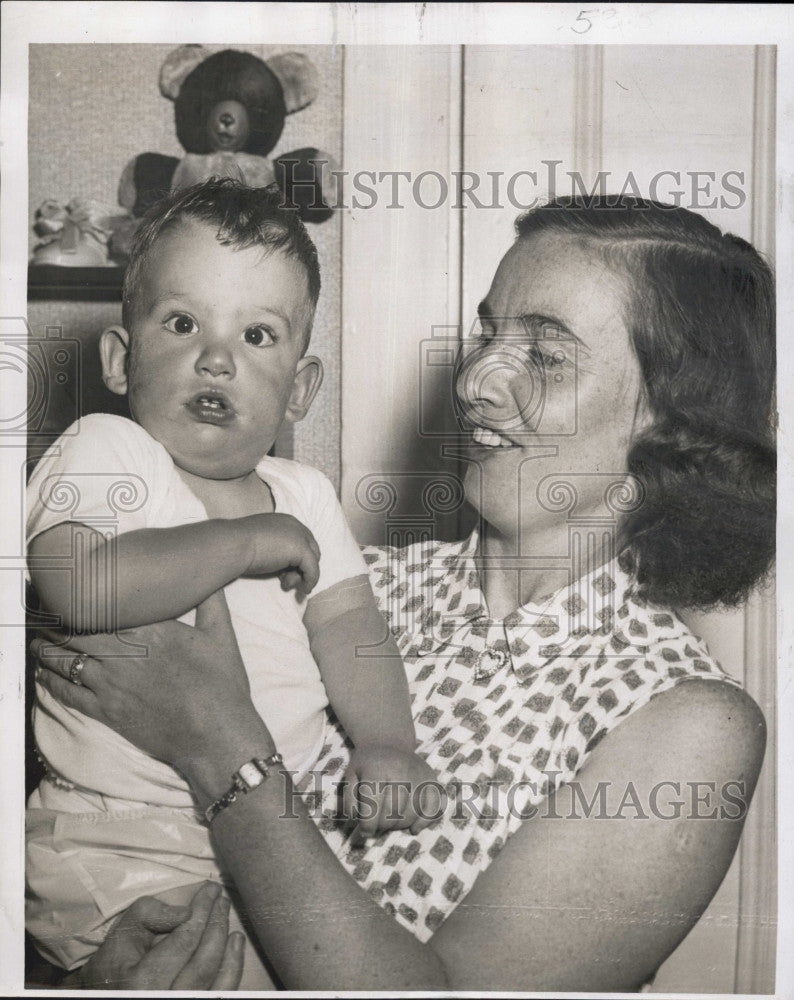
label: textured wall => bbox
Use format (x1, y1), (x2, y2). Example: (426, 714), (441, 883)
(28, 43), (343, 487)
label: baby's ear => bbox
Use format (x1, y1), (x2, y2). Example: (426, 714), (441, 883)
(99, 326), (131, 396)
(285, 355), (323, 423)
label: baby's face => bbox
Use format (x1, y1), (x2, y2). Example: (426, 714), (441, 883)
(125, 219), (316, 479)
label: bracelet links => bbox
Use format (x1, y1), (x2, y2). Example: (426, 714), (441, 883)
(204, 752), (284, 825)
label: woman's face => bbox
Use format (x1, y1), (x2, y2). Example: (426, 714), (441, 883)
(456, 231), (646, 537)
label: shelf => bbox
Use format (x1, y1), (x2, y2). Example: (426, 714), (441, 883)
(28, 264), (125, 302)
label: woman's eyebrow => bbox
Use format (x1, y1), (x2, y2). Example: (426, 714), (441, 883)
(522, 312), (590, 352)
(477, 302), (590, 353)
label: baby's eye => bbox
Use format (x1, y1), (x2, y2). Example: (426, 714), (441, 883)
(244, 325), (276, 348)
(164, 314), (198, 336)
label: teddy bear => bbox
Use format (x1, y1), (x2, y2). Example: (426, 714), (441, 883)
(112, 45), (335, 258)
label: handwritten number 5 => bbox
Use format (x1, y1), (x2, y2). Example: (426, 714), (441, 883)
(572, 9), (597, 33)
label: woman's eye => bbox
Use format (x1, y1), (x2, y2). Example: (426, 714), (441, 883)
(545, 348), (568, 368)
(165, 314), (198, 336)
(527, 343), (568, 369)
(244, 325), (275, 348)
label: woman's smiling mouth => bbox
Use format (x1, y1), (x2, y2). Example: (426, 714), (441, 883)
(471, 425), (518, 448)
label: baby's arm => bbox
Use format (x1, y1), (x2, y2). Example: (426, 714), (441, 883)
(304, 577), (440, 835)
(29, 513), (319, 633)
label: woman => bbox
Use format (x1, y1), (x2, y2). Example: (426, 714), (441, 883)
(33, 196), (775, 991)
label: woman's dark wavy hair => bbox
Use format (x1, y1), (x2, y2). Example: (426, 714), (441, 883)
(516, 195), (775, 609)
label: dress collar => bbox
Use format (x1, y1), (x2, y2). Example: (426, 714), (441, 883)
(427, 529), (650, 684)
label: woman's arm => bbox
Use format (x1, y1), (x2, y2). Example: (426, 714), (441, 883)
(34, 606), (765, 991)
(166, 679), (769, 991)
(430, 679), (765, 991)
(29, 513), (319, 631)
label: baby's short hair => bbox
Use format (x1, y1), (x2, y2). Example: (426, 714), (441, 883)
(122, 178), (321, 334)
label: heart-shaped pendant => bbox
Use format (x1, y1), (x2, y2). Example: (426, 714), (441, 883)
(474, 646), (508, 682)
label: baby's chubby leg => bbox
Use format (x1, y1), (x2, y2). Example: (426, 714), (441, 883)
(155, 882), (279, 990)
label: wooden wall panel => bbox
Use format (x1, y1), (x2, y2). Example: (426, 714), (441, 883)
(341, 46), (464, 546)
(602, 46), (756, 239)
(461, 46), (578, 333)
(734, 44), (777, 998)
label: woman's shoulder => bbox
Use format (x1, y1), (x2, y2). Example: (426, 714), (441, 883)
(567, 583), (763, 772)
(608, 582), (734, 682)
(573, 673), (766, 838)
(625, 672), (764, 754)
(537, 583), (747, 786)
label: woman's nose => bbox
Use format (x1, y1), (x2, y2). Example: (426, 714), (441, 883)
(219, 112), (235, 127)
(455, 344), (541, 429)
(456, 346), (514, 411)
(195, 341), (236, 379)
(455, 346), (524, 419)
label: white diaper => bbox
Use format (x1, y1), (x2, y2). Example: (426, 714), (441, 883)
(26, 779), (224, 970)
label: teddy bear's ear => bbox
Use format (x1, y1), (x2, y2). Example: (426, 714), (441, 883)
(159, 45), (209, 100)
(266, 52), (319, 114)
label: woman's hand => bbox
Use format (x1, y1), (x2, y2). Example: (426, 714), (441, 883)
(63, 882), (243, 990)
(31, 591), (273, 791)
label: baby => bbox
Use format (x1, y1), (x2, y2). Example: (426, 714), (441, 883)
(26, 179), (435, 979)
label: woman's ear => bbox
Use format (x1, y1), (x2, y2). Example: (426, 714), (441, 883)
(285, 356), (323, 423)
(99, 326), (132, 396)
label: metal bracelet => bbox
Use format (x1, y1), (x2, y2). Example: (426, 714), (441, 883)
(204, 752), (284, 825)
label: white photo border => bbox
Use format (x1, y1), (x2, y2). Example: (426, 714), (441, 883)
(1, 3), (790, 996)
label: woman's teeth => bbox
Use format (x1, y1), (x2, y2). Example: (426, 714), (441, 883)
(472, 426), (513, 448)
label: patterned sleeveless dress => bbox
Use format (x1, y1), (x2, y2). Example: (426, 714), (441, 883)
(301, 530), (739, 942)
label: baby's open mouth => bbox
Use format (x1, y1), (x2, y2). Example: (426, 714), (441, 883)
(186, 390), (236, 424)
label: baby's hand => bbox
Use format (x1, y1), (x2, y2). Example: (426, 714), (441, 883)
(341, 745), (445, 838)
(242, 513), (320, 594)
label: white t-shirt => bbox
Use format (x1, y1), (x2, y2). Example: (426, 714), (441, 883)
(26, 413), (367, 807)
